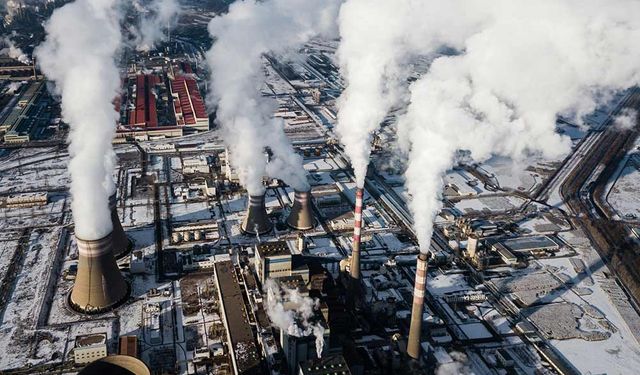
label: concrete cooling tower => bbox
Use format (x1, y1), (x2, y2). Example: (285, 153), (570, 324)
(286, 189), (315, 230)
(79, 355), (150, 375)
(407, 253), (428, 359)
(70, 233), (129, 314)
(241, 194), (273, 235)
(109, 193), (132, 258)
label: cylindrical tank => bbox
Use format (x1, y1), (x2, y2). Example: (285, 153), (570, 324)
(171, 232), (181, 244)
(193, 231), (202, 241)
(79, 355), (150, 375)
(183, 232), (192, 242)
(70, 232), (129, 313)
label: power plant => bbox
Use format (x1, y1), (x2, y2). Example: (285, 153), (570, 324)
(286, 189), (315, 230)
(407, 253), (428, 360)
(349, 188), (364, 281)
(109, 193), (132, 258)
(241, 194), (273, 235)
(70, 232), (129, 314)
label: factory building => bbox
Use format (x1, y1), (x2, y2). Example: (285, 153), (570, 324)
(0, 80), (46, 143)
(73, 333), (108, 365)
(254, 241), (309, 284)
(298, 355), (351, 375)
(214, 261), (262, 375)
(170, 75), (209, 132)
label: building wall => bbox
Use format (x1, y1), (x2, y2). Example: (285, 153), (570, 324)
(74, 345), (107, 364)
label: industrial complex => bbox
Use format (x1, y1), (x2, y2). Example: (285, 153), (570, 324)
(0, 1), (640, 375)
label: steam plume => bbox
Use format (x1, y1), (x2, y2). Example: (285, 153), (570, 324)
(135, 0), (181, 52)
(35, 0), (123, 240)
(0, 36), (31, 65)
(394, 0), (640, 252)
(265, 279), (325, 358)
(335, 0), (482, 188)
(205, 0), (340, 195)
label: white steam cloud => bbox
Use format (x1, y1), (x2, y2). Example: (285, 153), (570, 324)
(337, 0), (640, 252)
(265, 279), (325, 359)
(436, 351), (473, 375)
(0, 36), (32, 65)
(135, 0), (181, 52)
(205, 0), (340, 195)
(35, 0), (123, 240)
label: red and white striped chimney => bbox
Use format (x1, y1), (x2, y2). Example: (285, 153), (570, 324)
(349, 188), (364, 281)
(407, 253), (428, 359)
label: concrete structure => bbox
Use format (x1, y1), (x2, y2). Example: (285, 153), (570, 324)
(281, 325), (329, 375)
(130, 251), (145, 274)
(109, 193), (132, 258)
(241, 194), (273, 235)
(214, 261), (262, 375)
(407, 253), (428, 360)
(254, 241), (309, 284)
(349, 188), (364, 281)
(78, 355), (150, 375)
(70, 233), (129, 314)
(74, 333), (108, 365)
(118, 336), (138, 358)
(298, 355), (351, 375)
(287, 189), (316, 230)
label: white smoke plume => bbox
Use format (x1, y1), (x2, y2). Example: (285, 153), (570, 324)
(436, 351), (473, 375)
(335, 0), (484, 188)
(399, 0), (640, 252)
(0, 36), (32, 65)
(264, 279), (325, 358)
(35, 0), (123, 240)
(614, 108), (638, 130)
(335, 0), (640, 252)
(135, 0), (181, 52)
(205, 0), (340, 195)
(5, 81), (24, 95)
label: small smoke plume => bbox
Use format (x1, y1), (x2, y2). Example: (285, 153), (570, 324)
(436, 351), (473, 375)
(614, 108), (638, 130)
(264, 279), (325, 358)
(135, 0), (181, 52)
(205, 0), (340, 195)
(0, 36), (32, 65)
(5, 81), (24, 95)
(35, 0), (123, 240)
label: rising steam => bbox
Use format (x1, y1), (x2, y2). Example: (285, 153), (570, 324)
(399, 0), (640, 252)
(205, 0), (340, 195)
(35, 0), (123, 240)
(135, 0), (181, 52)
(0, 36), (31, 65)
(264, 279), (325, 358)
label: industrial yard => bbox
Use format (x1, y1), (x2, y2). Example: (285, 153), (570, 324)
(1, 1), (640, 375)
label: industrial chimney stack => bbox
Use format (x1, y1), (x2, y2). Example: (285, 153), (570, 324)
(286, 189), (315, 230)
(70, 233), (129, 313)
(109, 193), (131, 258)
(349, 188), (364, 281)
(407, 253), (428, 359)
(241, 194), (273, 235)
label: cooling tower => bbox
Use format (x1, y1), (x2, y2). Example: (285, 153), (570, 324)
(109, 193), (132, 258)
(349, 188), (364, 281)
(79, 355), (150, 375)
(70, 233), (129, 314)
(241, 194), (273, 235)
(407, 253), (428, 360)
(286, 189), (315, 230)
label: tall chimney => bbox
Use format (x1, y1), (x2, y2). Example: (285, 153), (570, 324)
(70, 233), (129, 313)
(109, 193), (131, 258)
(349, 188), (364, 280)
(241, 194), (273, 235)
(407, 253), (428, 359)
(286, 189), (315, 230)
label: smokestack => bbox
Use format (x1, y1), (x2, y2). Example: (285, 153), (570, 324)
(70, 233), (129, 313)
(241, 194), (273, 235)
(349, 188), (364, 280)
(407, 253), (428, 360)
(109, 193), (131, 258)
(286, 189), (315, 230)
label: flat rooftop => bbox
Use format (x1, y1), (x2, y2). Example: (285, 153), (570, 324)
(501, 235), (560, 252)
(214, 261), (261, 375)
(256, 241), (291, 258)
(75, 332), (107, 348)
